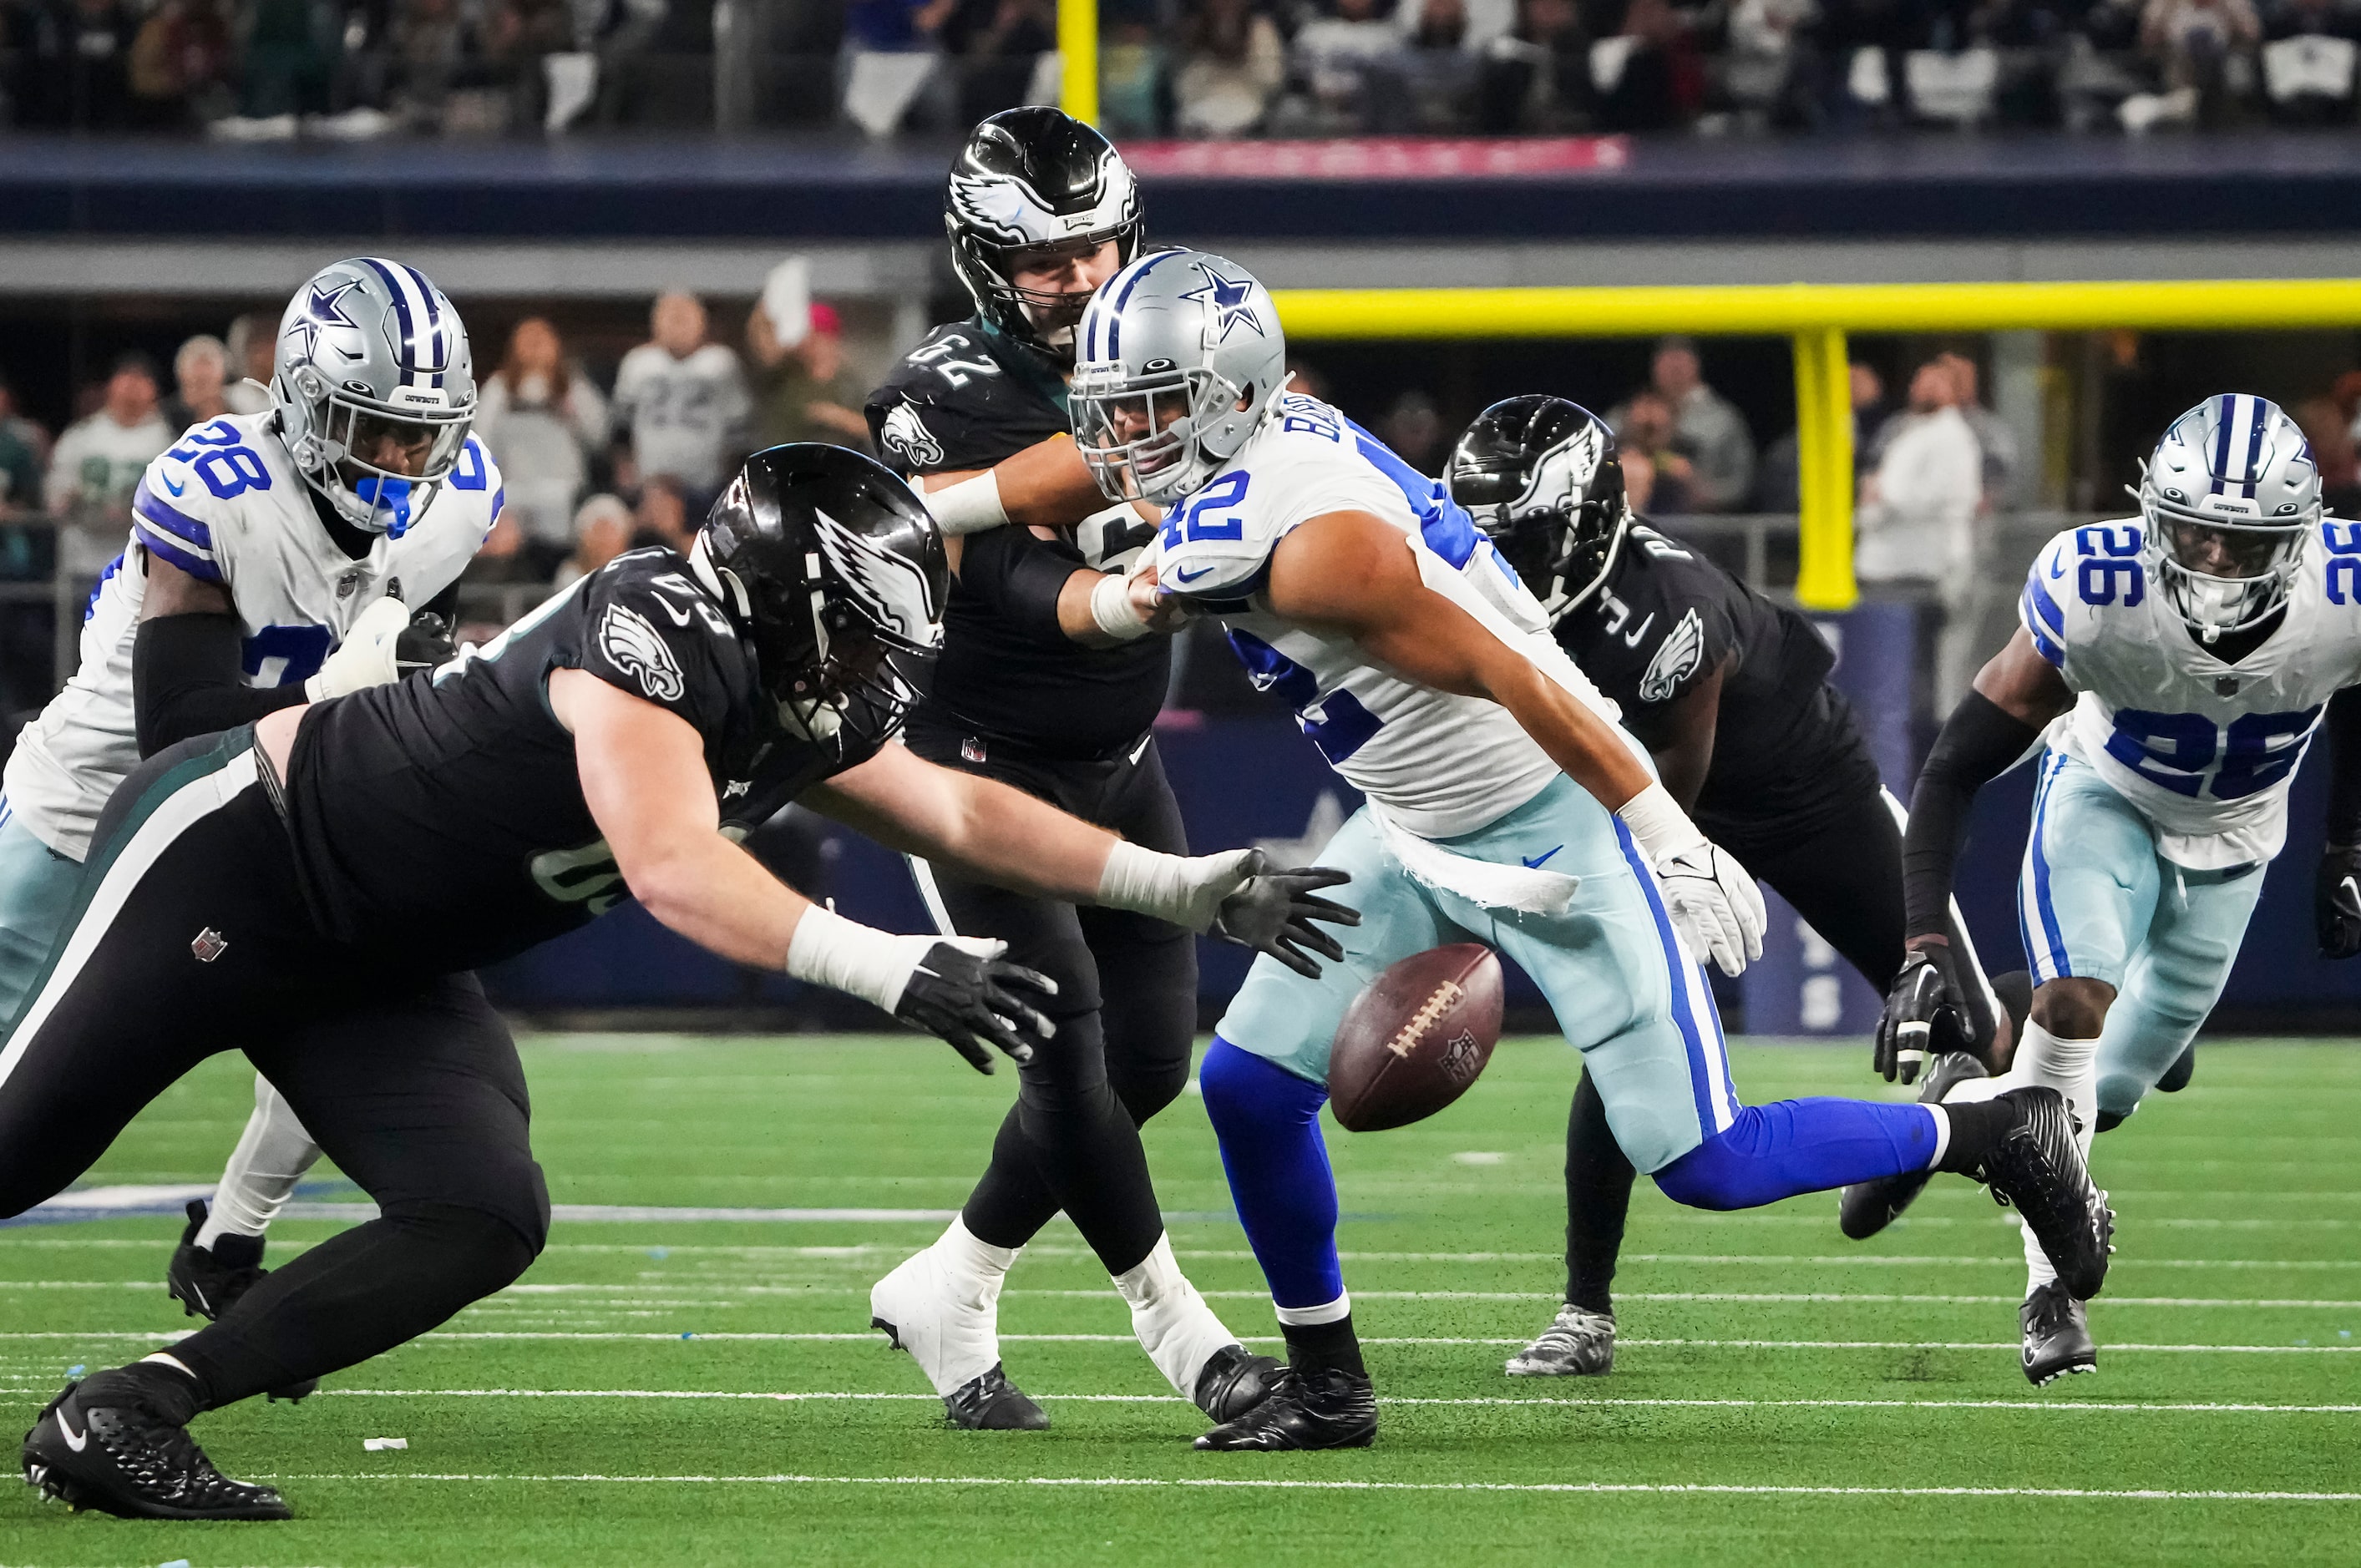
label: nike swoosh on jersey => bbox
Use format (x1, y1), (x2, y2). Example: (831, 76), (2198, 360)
(1172, 564), (1217, 585)
(162, 475), (187, 497)
(1522, 845), (1562, 868)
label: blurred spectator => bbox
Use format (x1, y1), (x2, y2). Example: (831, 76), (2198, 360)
(1614, 390), (1693, 513)
(1610, 337), (1753, 512)
(27, 0), (139, 129)
(611, 291), (750, 498)
(554, 492), (635, 587)
(1938, 350), (2017, 507)
(1476, 0), (1589, 132)
(843, 0), (958, 137)
(630, 474), (696, 552)
(1855, 356), (1981, 591)
(1381, 389), (1446, 473)
(475, 316), (611, 569)
(389, 0), (482, 130)
(1591, 0), (1704, 132)
(0, 374), (53, 471)
(1396, 0), (1481, 128)
(1295, 0), (1402, 129)
(2141, 0), (2261, 112)
(162, 334), (231, 432)
(236, 0), (334, 122)
(0, 417), (41, 520)
(747, 301), (870, 450)
(43, 354), (170, 519)
(462, 508), (538, 584)
(223, 313), (278, 413)
(127, 0), (233, 128)
(1725, 0), (1818, 126)
(1176, 0), (1285, 135)
(952, 0), (1056, 124)
(1756, 360), (1891, 511)
(1850, 360), (1890, 466)
(2295, 391), (2361, 518)
(1100, 0), (1172, 134)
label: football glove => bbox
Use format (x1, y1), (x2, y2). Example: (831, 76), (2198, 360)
(892, 938), (1058, 1075)
(1614, 781), (1766, 978)
(2316, 843), (2361, 959)
(1875, 939), (1971, 1085)
(395, 610), (458, 678)
(304, 597), (412, 701)
(1209, 857), (1359, 979)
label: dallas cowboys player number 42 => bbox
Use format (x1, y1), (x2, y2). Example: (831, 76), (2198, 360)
(1072, 249), (2111, 1451)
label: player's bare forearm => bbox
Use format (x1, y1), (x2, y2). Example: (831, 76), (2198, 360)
(1639, 660), (1728, 812)
(1970, 626), (2075, 729)
(1264, 510), (1653, 809)
(917, 437), (1107, 532)
(806, 741), (1119, 901)
(554, 667), (812, 968)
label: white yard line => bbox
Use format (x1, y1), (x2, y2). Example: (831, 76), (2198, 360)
(3, 1330), (2357, 1352)
(251, 1471), (2361, 1503)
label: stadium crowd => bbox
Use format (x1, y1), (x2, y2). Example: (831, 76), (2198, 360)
(4, 0), (2359, 137)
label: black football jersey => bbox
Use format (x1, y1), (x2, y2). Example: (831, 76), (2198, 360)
(281, 548), (876, 970)
(866, 316), (1170, 761)
(1553, 523), (1880, 850)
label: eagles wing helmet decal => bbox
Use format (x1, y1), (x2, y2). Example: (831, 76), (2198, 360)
(813, 508), (945, 651)
(1638, 607), (1707, 704)
(1526, 421), (1607, 514)
(600, 603), (687, 702)
(947, 148), (1135, 245)
(879, 404), (945, 469)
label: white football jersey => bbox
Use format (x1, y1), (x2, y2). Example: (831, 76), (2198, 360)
(2020, 517), (2361, 868)
(1154, 393), (1620, 839)
(4, 411), (500, 859)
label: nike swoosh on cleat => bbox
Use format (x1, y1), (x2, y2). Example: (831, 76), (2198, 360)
(163, 475), (187, 497)
(1521, 846), (1562, 868)
(58, 1414), (87, 1453)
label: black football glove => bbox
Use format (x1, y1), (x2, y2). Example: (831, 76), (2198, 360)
(1209, 861), (1359, 979)
(1875, 939), (1971, 1085)
(2318, 844), (2361, 959)
(395, 610), (458, 678)
(894, 940), (1056, 1074)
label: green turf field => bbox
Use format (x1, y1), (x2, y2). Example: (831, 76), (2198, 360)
(3, 1034), (2357, 1566)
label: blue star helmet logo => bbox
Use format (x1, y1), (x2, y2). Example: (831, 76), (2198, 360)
(286, 277), (365, 363)
(1182, 265), (1265, 344)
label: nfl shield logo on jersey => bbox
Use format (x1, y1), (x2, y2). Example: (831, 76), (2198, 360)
(191, 927), (229, 964)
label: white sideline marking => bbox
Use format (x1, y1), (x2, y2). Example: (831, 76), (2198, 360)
(6, 1331), (2358, 1353)
(256, 1471), (2361, 1503)
(296, 1388), (2361, 1415)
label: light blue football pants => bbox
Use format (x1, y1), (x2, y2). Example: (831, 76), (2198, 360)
(0, 807), (85, 1029)
(2017, 751), (2267, 1120)
(1217, 773), (1738, 1175)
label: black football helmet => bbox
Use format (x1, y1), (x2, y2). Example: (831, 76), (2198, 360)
(1445, 396), (1629, 623)
(945, 107), (1146, 360)
(695, 443), (948, 751)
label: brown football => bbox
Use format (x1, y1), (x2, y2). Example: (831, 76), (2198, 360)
(1326, 943), (1505, 1132)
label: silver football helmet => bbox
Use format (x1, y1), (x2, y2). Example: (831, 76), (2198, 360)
(2136, 393), (2320, 642)
(1070, 250), (1288, 504)
(271, 257), (477, 534)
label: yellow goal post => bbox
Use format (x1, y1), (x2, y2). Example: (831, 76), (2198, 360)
(1270, 280), (2361, 610)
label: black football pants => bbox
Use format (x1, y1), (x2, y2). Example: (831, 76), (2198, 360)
(905, 730), (1197, 1276)
(0, 730), (549, 1409)
(1563, 779), (2005, 1315)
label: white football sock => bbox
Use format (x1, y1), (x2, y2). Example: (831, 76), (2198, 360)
(2020, 1214), (2059, 1298)
(2010, 1021), (2100, 1158)
(871, 1217), (1019, 1396)
(1112, 1232), (1238, 1399)
(196, 1076), (323, 1249)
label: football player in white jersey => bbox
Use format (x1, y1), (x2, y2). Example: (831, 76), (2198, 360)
(0, 257), (499, 1367)
(1069, 250), (2113, 1450)
(1862, 393), (2361, 1383)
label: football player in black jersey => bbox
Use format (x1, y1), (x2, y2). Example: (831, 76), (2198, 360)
(1444, 397), (2029, 1378)
(6, 443), (1352, 1522)
(859, 109), (1285, 1433)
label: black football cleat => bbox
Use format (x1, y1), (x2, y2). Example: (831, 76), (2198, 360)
(1193, 1368), (1376, 1451)
(22, 1372), (289, 1520)
(1193, 1343), (1284, 1423)
(942, 1363), (1047, 1431)
(1838, 1051), (1990, 1241)
(2021, 1281), (2099, 1386)
(165, 1201), (317, 1404)
(2156, 1044), (2196, 1094)
(1974, 1086), (2113, 1301)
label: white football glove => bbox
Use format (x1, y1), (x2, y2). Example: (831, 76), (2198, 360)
(304, 598), (413, 702)
(1615, 781), (1766, 978)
